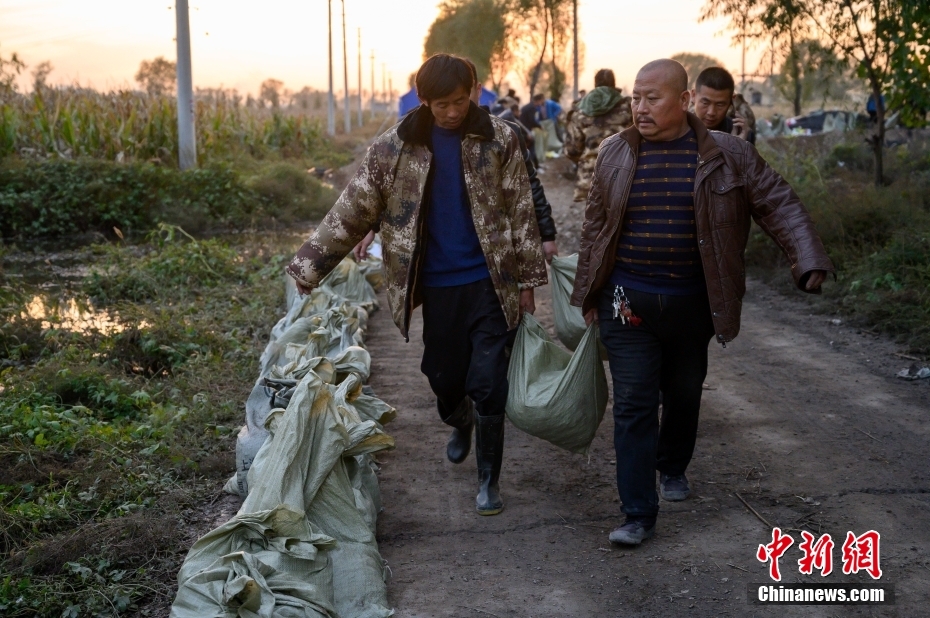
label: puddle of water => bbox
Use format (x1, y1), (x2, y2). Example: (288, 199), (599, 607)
(21, 295), (147, 335)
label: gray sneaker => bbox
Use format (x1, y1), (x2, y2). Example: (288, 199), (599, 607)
(608, 518), (656, 546)
(660, 473), (690, 501)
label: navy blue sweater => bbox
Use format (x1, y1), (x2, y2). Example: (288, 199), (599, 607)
(610, 129), (704, 295)
(422, 125), (490, 287)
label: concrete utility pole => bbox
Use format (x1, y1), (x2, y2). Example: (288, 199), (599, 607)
(370, 50), (376, 119)
(327, 0), (336, 136)
(572, 0), (579, 101)
(357, 28), (363, 127)
(175, 0), (196, 169)
(341, 0), (350, 134)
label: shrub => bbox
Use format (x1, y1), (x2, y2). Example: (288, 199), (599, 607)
(0, 159), (334, 240)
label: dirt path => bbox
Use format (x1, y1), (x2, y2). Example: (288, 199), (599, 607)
(368, 157), (930, 617)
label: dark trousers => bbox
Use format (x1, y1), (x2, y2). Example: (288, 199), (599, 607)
(597, 286), (716, 518)
(421, 278), (514, 420)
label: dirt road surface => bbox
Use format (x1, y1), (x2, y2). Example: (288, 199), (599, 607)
(366, 157), (930, 617)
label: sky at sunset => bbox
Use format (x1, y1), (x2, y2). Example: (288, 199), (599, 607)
(1, 0), (764, 100)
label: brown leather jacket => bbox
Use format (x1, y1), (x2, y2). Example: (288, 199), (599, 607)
(570, 114), (834, 344)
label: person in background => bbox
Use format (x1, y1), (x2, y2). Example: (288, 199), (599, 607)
(564, 69), (633, 201)
(545, 95), (564, 142)
(289, 54), (547, 517)
(692, 67), (755, 144)
(571, 58), (832, 546)
(520, 94), (547, 166)
(465, 59), (559, 262)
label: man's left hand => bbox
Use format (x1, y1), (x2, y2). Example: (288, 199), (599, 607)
(519, 288), (536, 315)
(804, 270), (828, 291)
(542, 240), (559, 263)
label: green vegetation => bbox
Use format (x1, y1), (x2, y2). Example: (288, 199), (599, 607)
(0, 86), (370, 241)
(0, 158), (337, 239)
(0, 88), (342, 163)
(0, 228), (302, 615)
(751, 132), (930, 353)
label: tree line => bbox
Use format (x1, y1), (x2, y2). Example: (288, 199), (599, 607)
(424, 0), (578, 100)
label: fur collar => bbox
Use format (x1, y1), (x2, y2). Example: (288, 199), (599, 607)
(397, 101), (496, 147)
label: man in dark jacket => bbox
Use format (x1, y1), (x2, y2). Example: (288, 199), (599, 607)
(571, 59), (833, 545)
(692, 67), (756, 144)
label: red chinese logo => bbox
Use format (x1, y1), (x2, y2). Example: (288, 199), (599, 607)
(841, 530), (883, 579)
(798, 531), (834, 576)
(756, 528), (882, 581)
(756, 527), (795, 581)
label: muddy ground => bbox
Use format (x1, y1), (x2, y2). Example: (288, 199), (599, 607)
(362, 157), (930, 617)
(182, 153), (930, 618)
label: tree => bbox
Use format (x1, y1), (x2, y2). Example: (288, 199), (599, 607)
(424, 0), (578, 97)
(515, 0), (574, 97)
(670, 52), (726, 89)
(31, 60), (53, 93)
(135, 56), (176, 97)
(702, 0), (929, 184)
(0, 46), (26, 95)
(424, 0), (508, 86)
(701, 0), (810, 115)
(803, 0), (930, 184)
(772, 40), (851, 110)
(260, 79), (284, 109)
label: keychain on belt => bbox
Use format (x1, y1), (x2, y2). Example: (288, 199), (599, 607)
(612, 285), (642, 326)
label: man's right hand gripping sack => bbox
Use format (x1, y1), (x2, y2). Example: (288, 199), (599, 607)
(505, 313), (608, 455)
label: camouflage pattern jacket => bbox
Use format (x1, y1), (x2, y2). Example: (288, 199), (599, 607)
(287, 102), (548, 339)
(564, 89), (633, 202)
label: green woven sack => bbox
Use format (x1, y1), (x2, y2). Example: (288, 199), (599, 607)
(505, 313), (608, 455)
(549, 253), (588, 351)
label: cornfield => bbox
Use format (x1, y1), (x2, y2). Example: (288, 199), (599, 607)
(0, 87), (331, 164)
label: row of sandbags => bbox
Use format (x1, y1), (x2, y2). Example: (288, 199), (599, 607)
(171, 246), (396, 618)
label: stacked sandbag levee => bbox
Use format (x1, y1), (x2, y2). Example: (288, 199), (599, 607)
(171, 247), (396, 618)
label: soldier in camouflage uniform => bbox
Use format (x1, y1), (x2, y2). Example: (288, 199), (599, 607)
(564, 69), (633, 201)
(288, 54), (547, 516)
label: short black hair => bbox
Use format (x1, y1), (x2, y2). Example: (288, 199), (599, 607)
(462, 57), (479, 84)
(594, 69), (616, 88)
(532, 93), (545, 102)
(415, 54), (474, 102)
(695, 67), (735, 94)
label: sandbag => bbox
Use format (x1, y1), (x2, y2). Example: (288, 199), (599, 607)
(549, 254), (587, 351)
(505, 313), (608, 455)
(190, 239), (397, 617)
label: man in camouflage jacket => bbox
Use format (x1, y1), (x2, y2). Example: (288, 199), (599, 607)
(564, 68), (633, 202)
(287, 54), (547, 516)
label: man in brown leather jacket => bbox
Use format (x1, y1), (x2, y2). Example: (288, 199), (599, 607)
(570, 59), (833, 545)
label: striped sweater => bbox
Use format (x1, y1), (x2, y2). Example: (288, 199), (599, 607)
(610, 129), (704, 295)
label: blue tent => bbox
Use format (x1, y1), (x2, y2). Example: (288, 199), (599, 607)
(398, 88), (420, 117)
(479, 87), (498, 108)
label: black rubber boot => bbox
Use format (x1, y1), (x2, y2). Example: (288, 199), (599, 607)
(475, 414), (505, 515)
(444, 398), (474, 464)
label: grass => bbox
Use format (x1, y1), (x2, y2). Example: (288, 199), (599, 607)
(751, 130), (930, 353)
(0, 228), (305, 616)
